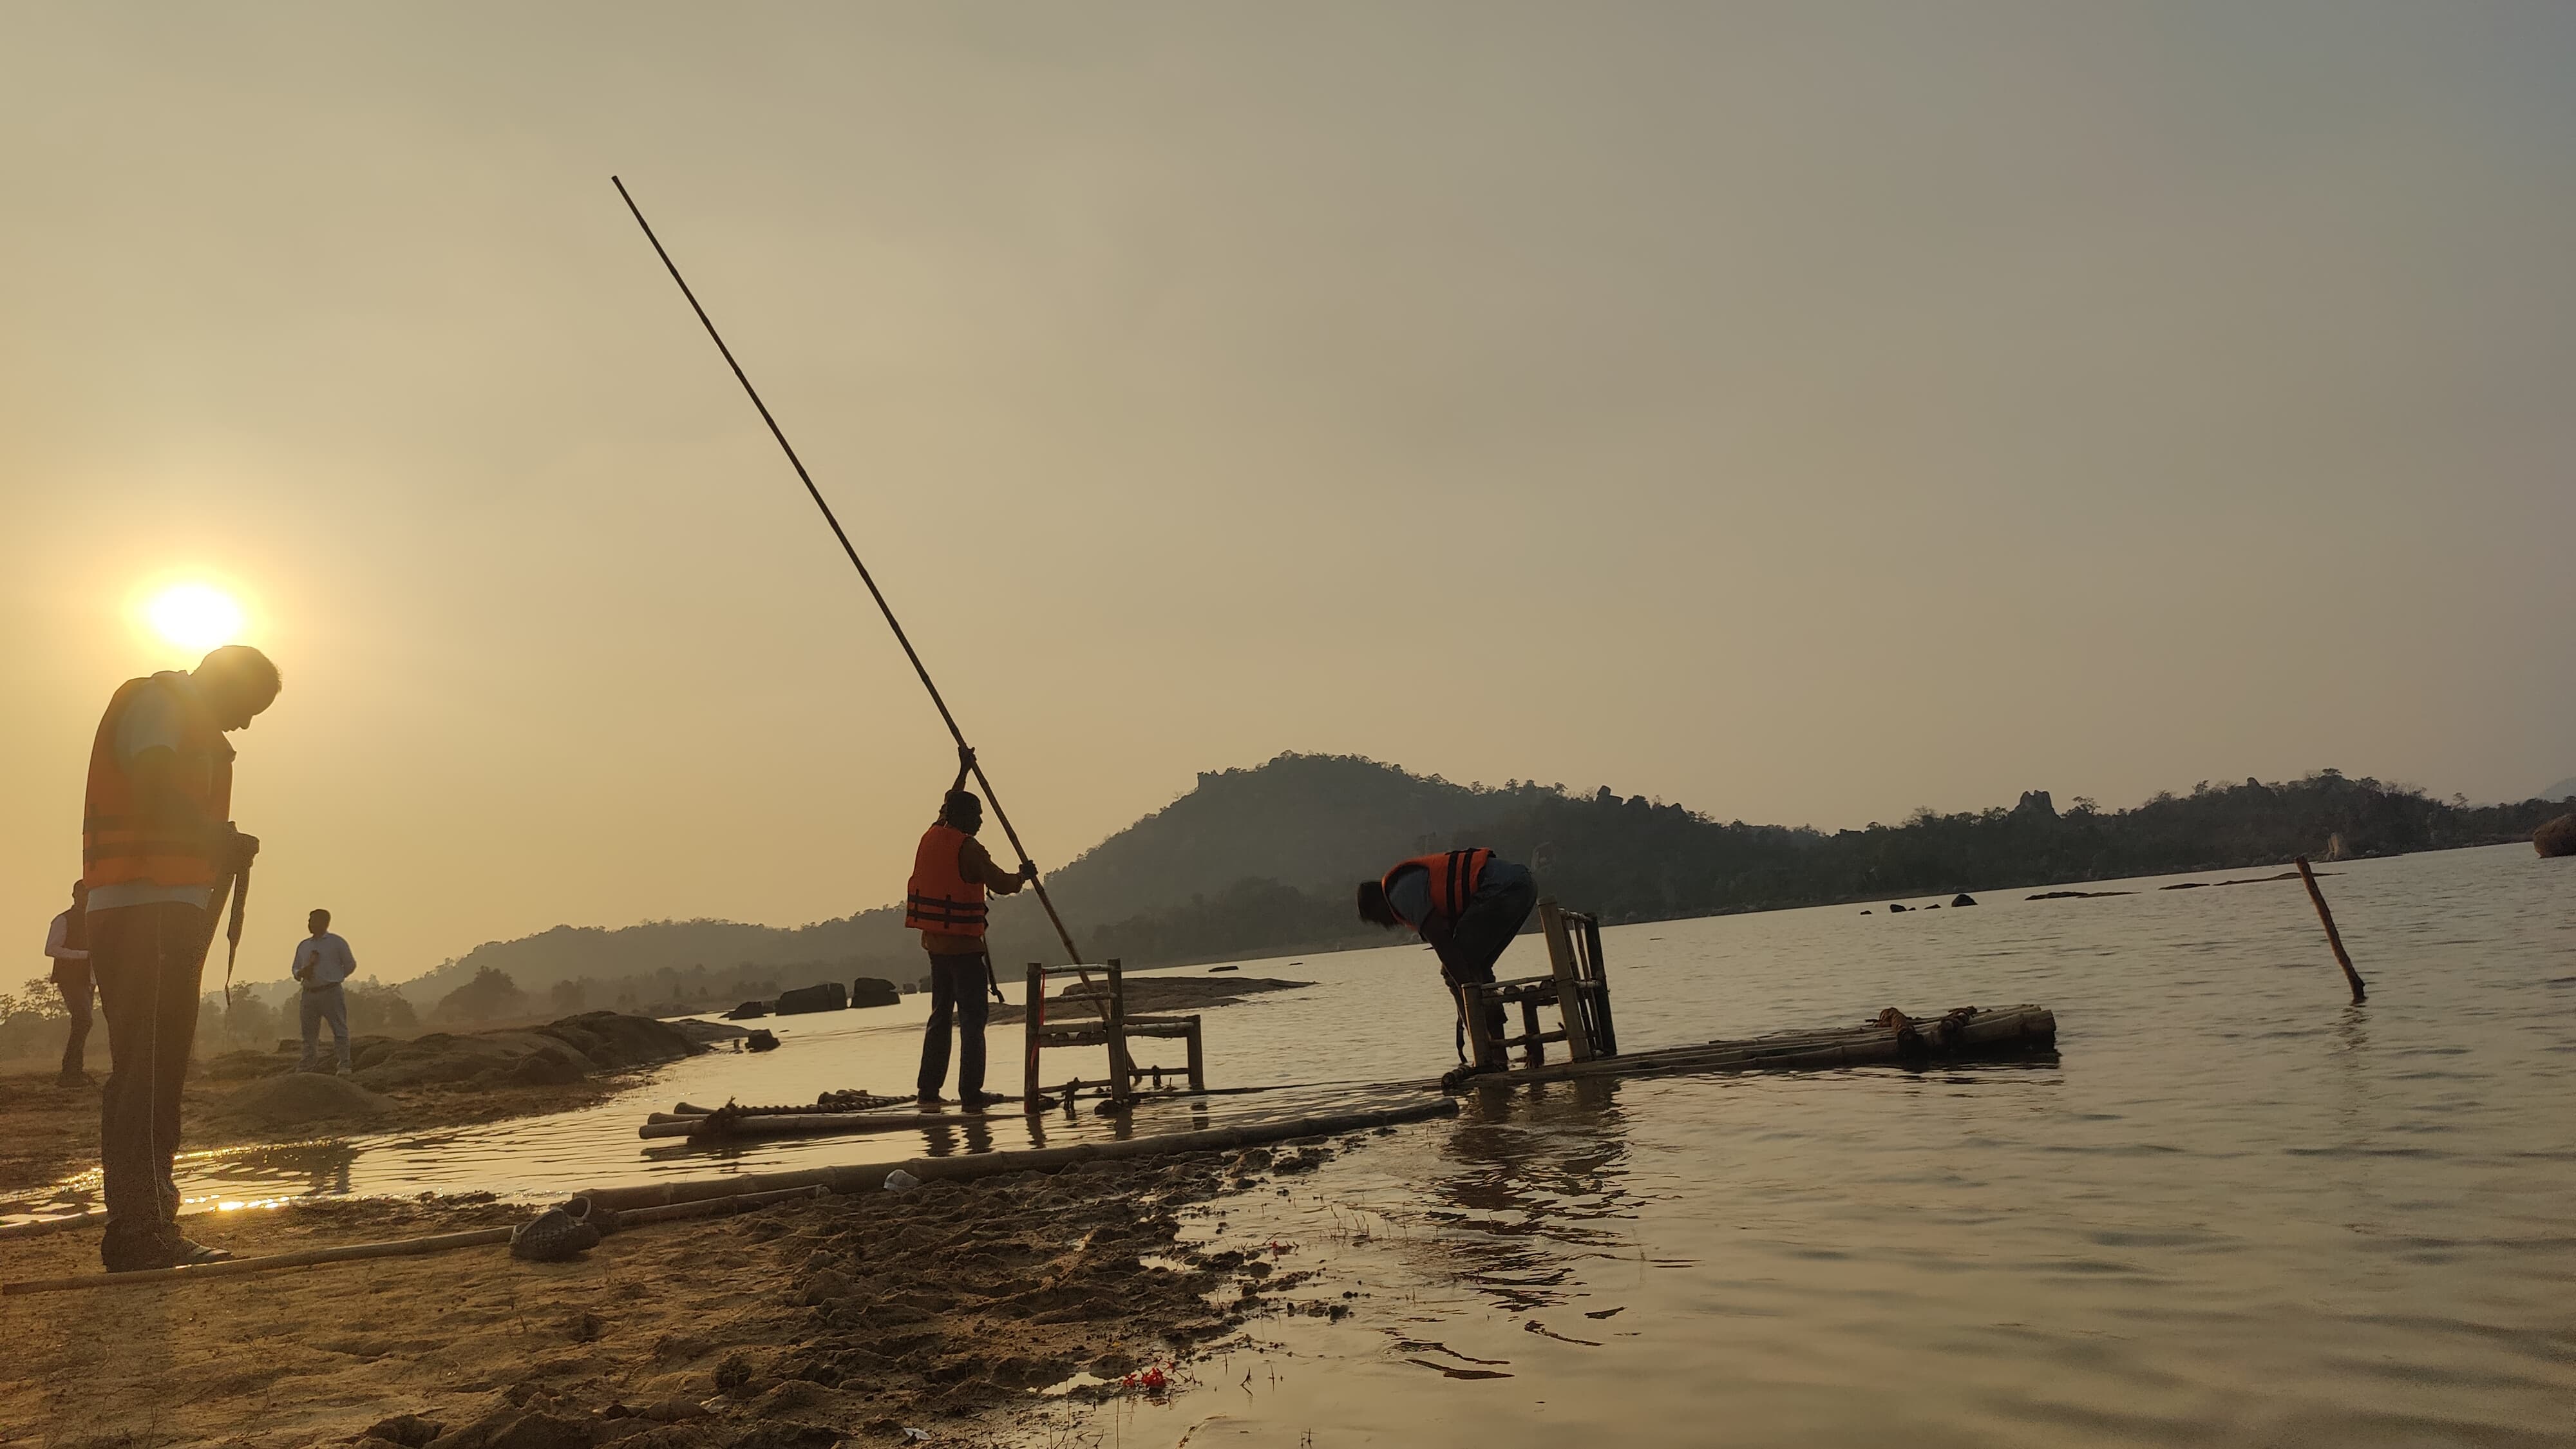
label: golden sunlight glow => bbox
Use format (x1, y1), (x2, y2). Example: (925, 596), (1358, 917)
(146, 583), (245, 652)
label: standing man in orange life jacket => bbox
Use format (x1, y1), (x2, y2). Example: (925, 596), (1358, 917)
(906, 745), (1035, 1109)
(1357, 848), (1537, 1076)
(81, 644), (281, 1271)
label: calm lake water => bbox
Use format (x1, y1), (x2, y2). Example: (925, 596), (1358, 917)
(12, 843), (2572, 1445)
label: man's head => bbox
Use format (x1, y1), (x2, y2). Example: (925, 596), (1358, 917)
(308, 908), (331, 936)
(70, 878), (88, 907)
(192, 645), (282, 731)
(1355, 879), (1400, 928)
(941, 790), (984, 835)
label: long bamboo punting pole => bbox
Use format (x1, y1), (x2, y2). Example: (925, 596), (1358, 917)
(2294, 856), (2367, 1003)
(609, 175), (1093, 983)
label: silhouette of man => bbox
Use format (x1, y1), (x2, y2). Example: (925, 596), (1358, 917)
(905, 745), (1033, 1109)
(81, 644), (279, 1271)
(44, 879), (93, 1086)
(1356, 848), (1537, 1077)
(290, 907), (357, 1074)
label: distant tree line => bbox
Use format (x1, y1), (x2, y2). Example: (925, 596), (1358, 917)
(361, 752), (2568, 1003)
(1056, 769), (2566, 965)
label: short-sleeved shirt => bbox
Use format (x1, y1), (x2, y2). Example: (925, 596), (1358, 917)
(921, 832), (1026, 956)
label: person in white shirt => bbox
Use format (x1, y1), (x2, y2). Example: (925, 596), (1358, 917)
(44, 879), (93, 1087)
(290, 908), (358, 1074)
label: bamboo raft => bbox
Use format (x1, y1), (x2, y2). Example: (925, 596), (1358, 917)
(632, 901), (2052, 1150)
(638, 1003), (2057, 1148)
(1457, 1001), (2057, 1087)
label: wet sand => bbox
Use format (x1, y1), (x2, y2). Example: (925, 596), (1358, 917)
(1, 1144), (1347, 1448)
(1, 1013), (714, 1200)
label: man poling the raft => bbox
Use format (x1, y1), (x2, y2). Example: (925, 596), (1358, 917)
(907, 745), (1035, 1109)
(612, 176), (1124, 1111)
(1357, 849), (1539, 1083)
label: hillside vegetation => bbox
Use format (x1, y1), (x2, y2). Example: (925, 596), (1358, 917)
(394, 755), (2566, 998)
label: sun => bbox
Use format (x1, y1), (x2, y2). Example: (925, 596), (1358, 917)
(146, 583), (246, 652)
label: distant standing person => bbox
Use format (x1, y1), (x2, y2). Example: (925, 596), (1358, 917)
(44, 879), (93, 1086)
(904, 745), (1034, 1109)
(290, 908), (357, 1074)
(1357, 848), (1538, 1078)
(82, 644), (281, 1271)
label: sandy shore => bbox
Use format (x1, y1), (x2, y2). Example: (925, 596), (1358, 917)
(3, 1143), (1344, 1448)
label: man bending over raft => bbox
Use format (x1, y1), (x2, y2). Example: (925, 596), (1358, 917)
(81, 644), (281, 1271)
(1357, 849), (1538, 1079)
(907, 745), (1034, 1109)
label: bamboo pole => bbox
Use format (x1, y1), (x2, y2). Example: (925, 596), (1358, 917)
(2294, 856), (2367, 1003)
(608, 177), (1103, 1005)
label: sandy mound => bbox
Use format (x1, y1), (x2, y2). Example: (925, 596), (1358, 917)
(352, 1012), (705, 1091)
(205, 1072), (399, 1133)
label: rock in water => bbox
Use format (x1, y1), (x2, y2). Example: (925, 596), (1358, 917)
(775, 981), (848, 1015)
(2537, 813), (2576, 858)
(209, 1072), (399, 1133)
(849, 976), (901, 1008)
(1952, 893), (1978, 907)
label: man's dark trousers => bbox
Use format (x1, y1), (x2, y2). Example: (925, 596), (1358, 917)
(1435, 875), (1539, 1067)
(88, 901), (216, 1258)
(916, 951), (991, 1098)
(55, 961), (95, 1078)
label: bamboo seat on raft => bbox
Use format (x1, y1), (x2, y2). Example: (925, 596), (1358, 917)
(1023, 958), (1205, 1112)
(1457, 898), (1617, 1071)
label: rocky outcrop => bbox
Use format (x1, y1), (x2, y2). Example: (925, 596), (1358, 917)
(773, 982), (848, 1015)
(849, 976), (901, 1008)
(2537, 813), (2576, 858)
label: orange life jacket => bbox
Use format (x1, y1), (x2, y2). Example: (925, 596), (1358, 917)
(1383, 848), (1492, 931)
(904, 824), (988, 937)
(82, 673), (233, 893)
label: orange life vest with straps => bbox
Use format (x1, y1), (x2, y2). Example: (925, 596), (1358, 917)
(1383, 848), (1492, 931)
(904, 824), (988, 938)
(82, 673), (233, 893)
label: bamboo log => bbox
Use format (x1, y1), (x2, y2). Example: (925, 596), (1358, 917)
(604, 1184), (826, 1226)
(1468, 1005), (2057, 1088)
(641, 1110), (983, 1141)
(2294, 856), (2367, 1003)
(580, 1094), (1462, 1213)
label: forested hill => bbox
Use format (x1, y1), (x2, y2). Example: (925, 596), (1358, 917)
(401, 755), (2566, 997)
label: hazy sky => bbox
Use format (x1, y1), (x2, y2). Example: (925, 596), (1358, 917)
(5, 3), (2571, 985)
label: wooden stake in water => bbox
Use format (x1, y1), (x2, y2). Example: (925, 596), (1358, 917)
(2294, 856), (2366, 1003)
